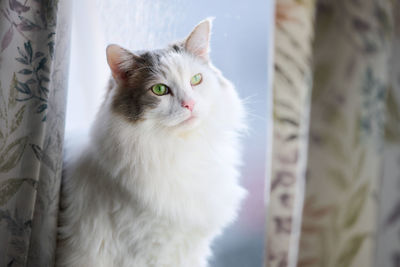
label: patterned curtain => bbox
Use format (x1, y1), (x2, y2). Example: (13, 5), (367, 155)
(266, 0), (400, 266)
(0, 0), (71, 266)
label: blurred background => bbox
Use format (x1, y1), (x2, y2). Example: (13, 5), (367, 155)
(65, 1), (274, 266)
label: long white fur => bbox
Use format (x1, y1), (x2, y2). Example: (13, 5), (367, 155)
(57, 20), (246, 267)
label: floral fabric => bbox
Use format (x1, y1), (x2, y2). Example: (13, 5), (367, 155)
(0, 0), (71, 266)
(267, 0), (400, 266)
(298, 0), (392, 266)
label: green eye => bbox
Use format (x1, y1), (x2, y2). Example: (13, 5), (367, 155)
(190, 73), (202, 86)
(151, 84), (169, 96)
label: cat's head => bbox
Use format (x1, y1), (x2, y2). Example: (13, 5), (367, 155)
(105, 19), (243, 134)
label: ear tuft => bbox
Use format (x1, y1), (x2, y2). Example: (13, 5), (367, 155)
(184, 18), (213, 61)
(106, 44), (135, 82)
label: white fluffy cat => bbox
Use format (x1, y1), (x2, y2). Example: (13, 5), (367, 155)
(56, 19), (246, 267)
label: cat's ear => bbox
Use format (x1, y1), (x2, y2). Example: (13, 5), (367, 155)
(106, 44), (138, 83)
(184, 18), (213, 61)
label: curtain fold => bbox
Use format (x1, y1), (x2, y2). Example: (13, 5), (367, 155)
(0, 0), (71, 266)
(266, 0), (316, 266)
(375, 1), (400, 264)
(267, 0), (400, 266)
(298, 0), (392, 266)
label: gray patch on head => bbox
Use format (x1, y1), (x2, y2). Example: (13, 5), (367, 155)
(111, 50), (165, 121)
(111, 44), (190, 122)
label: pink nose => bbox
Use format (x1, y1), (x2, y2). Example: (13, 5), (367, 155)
(182, 99), (195, 112)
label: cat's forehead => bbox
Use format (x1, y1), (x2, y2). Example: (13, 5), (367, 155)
(136, 47), (200, 79)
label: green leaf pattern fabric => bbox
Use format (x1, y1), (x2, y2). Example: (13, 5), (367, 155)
(0, 0), (71, 266)
(267, 0), (400, 266)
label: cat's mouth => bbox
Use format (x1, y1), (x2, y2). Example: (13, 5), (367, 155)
(174, 115), (201, 135)
(181, 115), (198, 125)
(176, 113), (201, 130)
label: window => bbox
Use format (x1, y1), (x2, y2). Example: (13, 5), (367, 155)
(66, 1), (273, 266)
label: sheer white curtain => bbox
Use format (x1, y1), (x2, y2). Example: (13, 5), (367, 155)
(66, 0), (182, 139)
(66, 0), (108, 139)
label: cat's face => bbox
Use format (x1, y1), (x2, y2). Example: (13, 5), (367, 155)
(138, 51), (218, 130)
(106, 19), (241, 133)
